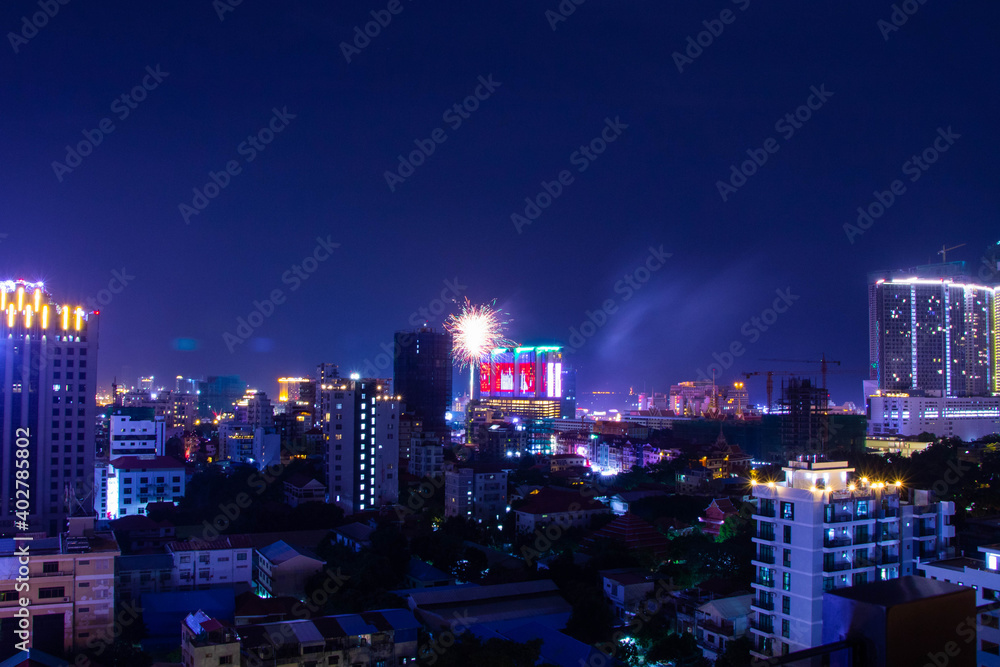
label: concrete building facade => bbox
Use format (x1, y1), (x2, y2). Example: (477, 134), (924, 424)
(322, 378), (400, 514)
(749, 458), (955, 660)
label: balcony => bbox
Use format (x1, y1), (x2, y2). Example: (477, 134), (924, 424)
(33, 569), (73, 578)
(877, 553), (900, 565)
(878, 529), (900, 541)
(826, 513), (854, 523)
(876, 507), (899, 519)
(750, 617), (774, 634)
(853, 533), (874, 545)
(757, 506), (776, 518)
(753, 577), (775, 588)
(916, 524), (937, 538)
(755, 553), (776, 565)
(823, 560), (852, 573)
(757, 530), (775, 541)
(918, 546), (939, 559)
(824, 535), (852, 548)
(699, 618), (737, 636)
(751, 597), (775, 611)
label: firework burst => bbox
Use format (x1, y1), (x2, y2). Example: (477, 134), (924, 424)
(444, 298), (515, 368)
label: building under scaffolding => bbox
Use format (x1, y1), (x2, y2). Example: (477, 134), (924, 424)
(777, 377), (829, 452)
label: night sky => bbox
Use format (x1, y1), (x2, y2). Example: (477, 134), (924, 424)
(2, 1), (997, 405)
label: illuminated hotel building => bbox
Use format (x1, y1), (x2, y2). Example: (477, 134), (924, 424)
(749, 459), (955, 659)
(0, 281), (99, 536)
(321, 378), (400, 514)
(277, 376), (314, 404)
(477, 346), (573, 420)
(868, 267), (992, 397)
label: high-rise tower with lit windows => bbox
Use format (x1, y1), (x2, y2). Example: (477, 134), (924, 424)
(868, 264), (992, 397)
(321, 377), (400, 514)
(0, 280), (99, 536)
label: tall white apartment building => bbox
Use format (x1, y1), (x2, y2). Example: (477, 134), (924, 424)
(917, 544), (1000, 667)
(749, 458), (955, 660)
(321, 378), (400, 514)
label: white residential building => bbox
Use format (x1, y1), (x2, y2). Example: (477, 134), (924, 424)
(181, 610), (241, 667)
(696, 594), (753, 662)
(410, 441), (444, 478)
(218, 423), (280, 470)
(283, 476), (326, 507)
(109, 407), (166, 458)
(600, 568), (657, 623)
(917, 544), (1000, 666)
(165, 536), (254, 590)
(254, 540), (324, 599)
(749, 459), (955, 660)
(322, 378), (400, 514)
(94, 456), (185, 520)
(444, 466), (509, 522)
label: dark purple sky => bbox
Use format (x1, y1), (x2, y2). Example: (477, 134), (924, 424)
(2, 1), (997, 406)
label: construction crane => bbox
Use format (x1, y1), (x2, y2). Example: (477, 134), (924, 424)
(760, 355), (841, 402)
(937, 243), (965, 263)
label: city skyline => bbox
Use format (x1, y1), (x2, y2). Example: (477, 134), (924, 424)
(2, 3), (997, 407)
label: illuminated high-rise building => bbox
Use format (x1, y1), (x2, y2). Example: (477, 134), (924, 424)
(0, 280), (99, 536)
(197, 375), (244, 418)
(868, 265), (993, 397)
(320, 377), (399, 514)
(277, 377), (309, 404)
(477, 346), (573, 420)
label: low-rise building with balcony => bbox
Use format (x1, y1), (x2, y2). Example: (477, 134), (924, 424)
(695, 593), (753, 662)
